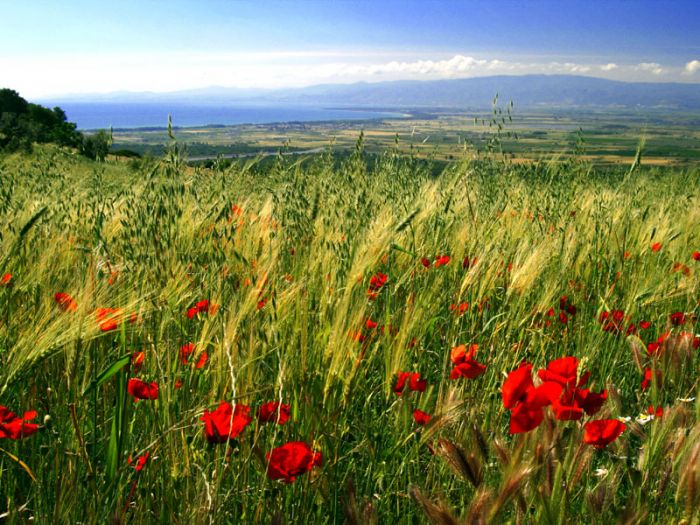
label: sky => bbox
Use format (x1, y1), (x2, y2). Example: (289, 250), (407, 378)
(1, 0), (700, 99)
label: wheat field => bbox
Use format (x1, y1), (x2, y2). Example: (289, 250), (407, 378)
(0, 137), (699, 524)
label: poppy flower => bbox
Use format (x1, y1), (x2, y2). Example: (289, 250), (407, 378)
(672, 262), (691, 276)
(693, 251), (700, 261)
(350, 330), (367, 343)
(639, 320), (651, 330)
(670, 312), (687, 326)
(393, 371), (427, 395)
(187, 300), (219, 319)
(462, 256), (477, 270)
(413, 409), (432, 426)
(651, 242), (662, 253)
(365, 318), (378, 330)
(509, 401), (545, 434)
(174, 378), (184, 389)
(0, 406), (39, 440)
(131, 351), (145, 371)
(1, 273), (11, 286)
(257, 298), (267, 310)
(54, 292), (78, 312)
(368, 272), (388, 292)
(449, 344), (487, 380)
(127, 451), (150, 472)
(194, 352), (209, 369)
(449, 302), (469, 316)
(641, 367), (662, 391)
(258, 402), (291, 425)
(537, 356), (579, 388)
(502, 363), (534, 409)
(127, 378), (159, 402)
(179, 343), (196, 365)
(266, 441), (322, 483)
(647, 405), (663, 418)
(420, 257), (431, 268)
(583, 419), (626, 449)
(434, 255), (450, 267)
(96, 307), (123, 332)
(559, 296), (577, 316)
(201, 401), (252, 444)
(575, 388), (608, 416)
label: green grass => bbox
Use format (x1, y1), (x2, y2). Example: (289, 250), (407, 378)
(0, 140), (699, 524)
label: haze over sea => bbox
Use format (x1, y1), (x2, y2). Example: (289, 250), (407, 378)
(43, 102), (402, 130)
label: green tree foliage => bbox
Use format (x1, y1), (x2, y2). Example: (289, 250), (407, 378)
(80, 129), (112, 161)
(0, 88), (83, 152)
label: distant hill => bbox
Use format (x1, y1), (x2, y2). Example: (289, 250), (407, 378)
(40, 75), (700, 110)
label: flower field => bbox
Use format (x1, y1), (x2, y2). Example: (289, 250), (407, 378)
(0, 141), (699, 524)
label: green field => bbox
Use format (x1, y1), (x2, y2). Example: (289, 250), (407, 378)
(0, 137), (699, 524)
(109, 108), (700, 166)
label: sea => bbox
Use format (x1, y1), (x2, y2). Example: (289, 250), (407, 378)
(45, 102), (403, 130)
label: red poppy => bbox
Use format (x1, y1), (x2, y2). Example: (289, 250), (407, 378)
(647, 405), (663, 418)
(641, 367), (662, 391)
(462, 256), (477, 270)
(537, 356), (579, 388)
(639, 320), (651, 330)
(54, 292), (78, 312)
(195, 352), (208, 369)
(174, 378), (184, 389)
(393, 371), (427, 395)
(449, 344), (487, 380)
(258, 402), (291, 425)
(583, 419), (625, 449)
(128, 451), (150, 472)
(368, 272), (388, 292)
(434, 255), (450, 267)
(201, 401), (252, 444)
(131, 351), (145, 371)
(187, 300), (219, 319)
(449, 302), (469, 315)
(179, 343), (196, 365)
(413, 409), (432, 426)
(257, 298), (267, 310)
(502, 363), (534, 409)
(670, 312), (687, 326)
(0, 406), (39, 440)
(96, 307), (123, 332)
(420, 257), (431, 268)
(672, 262), (691, 276)
(509, 401), (544, 434)
(350, 330), (367, 343)
(266, 441), (322, 483)
(559, 296), (577, 316)
(693, 251), (700, 261)
(127, 378), (159, 402)
(365, 318), (378, 330)
(651, 242), (662, 253)
(0, 273), (11, 286)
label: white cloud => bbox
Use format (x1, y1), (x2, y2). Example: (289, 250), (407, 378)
(1, 52), (695, 99)
(684, 59), (700, 74)
(635, 62), (664, 75)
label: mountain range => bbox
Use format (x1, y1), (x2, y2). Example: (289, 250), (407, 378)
(40, 74), (700, 111)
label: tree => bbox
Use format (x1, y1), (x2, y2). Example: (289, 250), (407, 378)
(80, 129), (111, 161)
(0, 88), (83, 152)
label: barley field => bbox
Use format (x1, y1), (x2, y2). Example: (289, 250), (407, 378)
(0, 137), (699, 524)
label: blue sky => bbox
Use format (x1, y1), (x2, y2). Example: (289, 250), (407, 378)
(1, 0), (699, 97)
